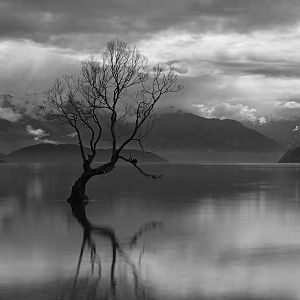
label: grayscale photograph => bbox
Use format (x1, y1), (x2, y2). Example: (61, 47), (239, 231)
(0, 0), (300, 299)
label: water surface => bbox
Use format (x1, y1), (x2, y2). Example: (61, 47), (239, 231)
(1, 163), (300, 299)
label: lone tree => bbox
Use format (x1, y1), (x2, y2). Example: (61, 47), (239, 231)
(45, 39), (182, 204)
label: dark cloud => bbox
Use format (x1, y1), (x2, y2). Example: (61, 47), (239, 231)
(189, 0), (300, 32)
(1, 0), (300, 123)
(213, 60), (300, 78)
(166, 53), (300, 79)
(0, 0), (299, 48)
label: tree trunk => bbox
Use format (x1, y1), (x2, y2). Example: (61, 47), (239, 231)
(67, 162), (116, 204)
(67, 172), (93, 204)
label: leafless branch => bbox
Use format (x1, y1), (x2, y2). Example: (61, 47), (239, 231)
(118, 155), (163, 179)
(44, 38), (182, 175)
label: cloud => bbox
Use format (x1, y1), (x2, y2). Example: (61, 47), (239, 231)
(139, 30), (300, 78)
(0, 107), (21, 122)
(193, 102), (267, 124)
(213, 60), (300, 78)
(0, 40), (81, 90)
(26, 125), (49, 141)
(25, 125), (59, 144)
(1, 3), (300, 124)
(0, 40), (82, 118)
(268, 100), (300, 120)
(2, 34), (300, 124)
(0, 0), (300, 48)
(0, 94), (22, 122)
(281, 101), (300, 109)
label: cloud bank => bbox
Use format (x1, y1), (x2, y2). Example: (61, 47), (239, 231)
(1, 0), (300, 46)
(1, 1), (300, 123)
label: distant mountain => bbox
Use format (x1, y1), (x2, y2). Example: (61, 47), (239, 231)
(4, 144), (168, 163)
(146, 113), (282, 152)
(243, 118), (300, 148)
(0, 116), (76, 153)
(0, 112), (282, 158)
(278, 147), (300, 163)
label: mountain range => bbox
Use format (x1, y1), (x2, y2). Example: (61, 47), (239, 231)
(243, 118), (300, 148)
(2, 144), (168, 163)
(278, 147), (300, 163)
(146, 113), (281, 152)
(0, 111), (284, 162)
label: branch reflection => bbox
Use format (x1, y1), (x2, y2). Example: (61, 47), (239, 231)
(69, 201), (163, 299)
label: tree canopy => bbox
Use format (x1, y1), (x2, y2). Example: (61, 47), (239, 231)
(45, 38), (182, 180)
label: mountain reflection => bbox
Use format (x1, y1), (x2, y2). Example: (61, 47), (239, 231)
(69, 200), (163, 300)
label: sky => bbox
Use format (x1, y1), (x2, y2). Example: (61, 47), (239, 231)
(1, 0), (300, 124)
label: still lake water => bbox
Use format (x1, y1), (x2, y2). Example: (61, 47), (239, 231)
(1, 163), (300, 299)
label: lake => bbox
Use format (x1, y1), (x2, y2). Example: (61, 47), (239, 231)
(1, 163), (300, 299)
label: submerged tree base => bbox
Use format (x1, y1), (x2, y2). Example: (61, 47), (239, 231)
(66, 158), (162, 205)
(67, 176), (90, 204)
(67, 162), (116, 204)
(67, 184), (89, 204)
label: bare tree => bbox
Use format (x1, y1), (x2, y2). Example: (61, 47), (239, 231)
(45, 38), (182, 203)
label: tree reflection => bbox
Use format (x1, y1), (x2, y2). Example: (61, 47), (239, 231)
(69, 201), (163, 299)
